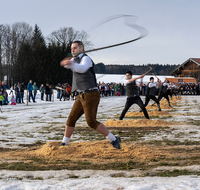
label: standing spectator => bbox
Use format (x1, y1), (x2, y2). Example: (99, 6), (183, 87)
(60, 83), (67, 101)
(0, 91), (4, 112)
(2, 89), (9, 105)
(142, 84), (146, 96)
(65, 83), (71, 100)
(14, 83), (21, 103)
(40, 84), (45, 100)
(195, 83), (199, 95)
(111, 84), (114, 96)
(45, 83), (50, 101)
(104, 84), (108, 96)
(120, 84), (125, 96)
(2, 81), (8, 90)
(107, 84), (111, 96)
(57, 83), (62, 99)
(118, 83), (122, 94)
(27, 80), (35, 102)
(100, 83), (105, 97)
(32, 82), (38, 101)
(49, 85), (52, 101)
(20, 82), (25, 103)
(114, 83), (118, 96)
(9, 86), (14, 95)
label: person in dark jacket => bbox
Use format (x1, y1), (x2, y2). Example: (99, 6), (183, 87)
(14, 83), (21, 103)
(57, 83), (62, 99)
(20, 82), (25, 103)
(32, 82), (38, 101)
(59, 83), (67, 101)
(27, 80), (36, 102)
(45, 83), (50, 101)
(49, 85), (52, 101)
(40, 84), (45, 100)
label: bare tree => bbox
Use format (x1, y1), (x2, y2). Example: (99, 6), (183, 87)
(0, 24), (5, 81)
(47, 27), (93, 50)
(0, 22), (33, 85)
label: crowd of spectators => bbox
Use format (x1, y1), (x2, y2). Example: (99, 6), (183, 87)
(56, 83), (71, 101)
(1, 80), (200, 109)
(97, 81), (200, 97)
(178, 83), (200, 95)
(0, 80), (55, 106)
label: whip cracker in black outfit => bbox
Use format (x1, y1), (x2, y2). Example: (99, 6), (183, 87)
(141, 77), (161, 111)
(119, 71), (149, 120)
(156, 79), (172, 107)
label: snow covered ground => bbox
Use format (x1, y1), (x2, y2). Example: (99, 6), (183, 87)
(0, 91), (200, 190)
(1, 172), (200, 190)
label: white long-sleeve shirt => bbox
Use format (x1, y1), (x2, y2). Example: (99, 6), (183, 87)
(64, 53), (93, 73)
(148, 82), (160, 88)
(124, 79), (140, 87)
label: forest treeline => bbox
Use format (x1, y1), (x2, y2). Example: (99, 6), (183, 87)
(0, 22), (179, 87)
(0, 22), (92, 86)
(94, 63), (179, 75)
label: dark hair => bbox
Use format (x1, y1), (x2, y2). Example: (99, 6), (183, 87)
(126, 70), (132, 76)
(72, 41), (84, 50)
(150, 77), (154, 81)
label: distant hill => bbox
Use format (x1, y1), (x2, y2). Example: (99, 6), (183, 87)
(94, 63), (179, 75)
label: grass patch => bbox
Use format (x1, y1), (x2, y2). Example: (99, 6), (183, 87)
(111, 173), (125, 177)
(21, 132), (34, 138)
(69, 175), (79, 178)
(0, 160), (145, 171)
(151, 169), (200, 177)
(0, 117), (7, 119)
(53, 114), (67, 118)
(188, 119), (200, 126)
(2, 124), (10, 127)
(48, 136), (62, 140)
(189, 131), (198, 134)
(18, 140), (45, 147)
(142, 139), (200, 146)
(126, 116), (160, 119)
(73, 126), (166, 142)
(159, 116), (173, 119)
(34, 177), (44, 180)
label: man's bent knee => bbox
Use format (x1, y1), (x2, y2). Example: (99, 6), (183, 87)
(87, 120), (100, 130)
(66, 120), (76, 127)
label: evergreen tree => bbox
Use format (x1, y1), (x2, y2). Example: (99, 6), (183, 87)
(14, 42), (33, 83)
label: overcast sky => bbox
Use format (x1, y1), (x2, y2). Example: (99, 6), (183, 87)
(1, 0), (200, 65)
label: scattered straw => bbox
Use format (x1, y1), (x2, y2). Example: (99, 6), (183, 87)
(104, 119), (174, 127)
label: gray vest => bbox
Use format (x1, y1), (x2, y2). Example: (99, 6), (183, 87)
(160, 84), (168, 93)
(146, 83), (156, 96)
(125, 81), (139, 97)
(72, 54), (97, 92)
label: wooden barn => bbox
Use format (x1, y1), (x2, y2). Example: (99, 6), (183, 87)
(171, 58), (200, 82)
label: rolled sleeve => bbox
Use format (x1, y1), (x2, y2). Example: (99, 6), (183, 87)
(64, 55), (93, 73)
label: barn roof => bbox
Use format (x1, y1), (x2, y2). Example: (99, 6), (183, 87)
(170, 58), (200, 75)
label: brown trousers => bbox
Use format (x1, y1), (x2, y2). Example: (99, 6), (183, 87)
(66, 91), (100, 129)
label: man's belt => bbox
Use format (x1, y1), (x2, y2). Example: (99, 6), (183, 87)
(75, 89), (99, 96)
